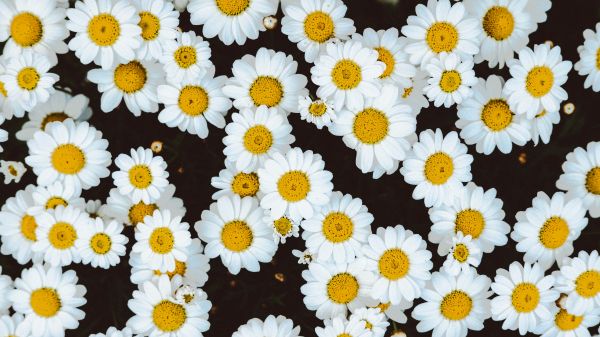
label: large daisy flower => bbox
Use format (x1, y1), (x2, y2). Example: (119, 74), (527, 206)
(554, 250), (600, 316)
(27, 180), (85, 216)
(534, 307), (600, 337)
(112, 147), (169, 204)
(160, 30), (212, 85)
(442, 232), (482, 276)
(76, 217), (128, 269)
(296, 95), (336, 130)
(232, 315), (301, 337)
(575, 23), (600, 92)
(211, 159), (262, 200)
(424, 52), (477, 108)
(131, 0), (179, 61)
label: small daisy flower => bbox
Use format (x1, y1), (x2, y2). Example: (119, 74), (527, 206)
(0, 268), (12, 315)
(90, 326), (133, 337)
(0, 160), (27, 184)
(174, 285), (204, 305)
(399, 70), (430, 116)
(530, 108), (560, 145)
(264, 211), (299, 244)
(211, 159), (262, 200)
(554, 250), (600, 316)
(424, 52), (477, 108)
(297, 95), (336, 129)
(76, 217), (128, 269)
(27, 180), (85, 216)
(292, 248), (314, 264)
(232, 315), (301, 337)
(575, 23), (600, 92)
(316, 316), (371, 337)
(370, 300), (413, 324)
(84, 199), (109, 220)
(0, 314), (28, 337)
(442, 232), (482, 276)
(112, 147), (169, 204)
(348, 307), (389, 337)
(131, 0), (179, 61)
(160, 30), (212, 85)
(534, 307), (600, 337)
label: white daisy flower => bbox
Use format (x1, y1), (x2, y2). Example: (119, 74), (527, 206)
(264, 210), (299, 244)
(424, 52), (477, 108)
(400, 70), (430, 116)
(76, 217), (128, 269)
(174, 285), (205, 305)
(297, 95), (336, 130)
(211, 159), (262, 200)
(442, 232), (482, 276)
(258, 147), (334, 222)
(223, 106), (295, 173)
(157, 65), (231, 138)
(348, 307), (389, 337)
(530, 108), (560, 145)
(535, 307), (600, 337)
(188, 0), (278, 46)
(512, 191), (588, 270)
(575, 23), (600, 92)
(90, 326), (133, 337)
(132, 209), (192, 273)
(27, 180), (85, 217)
(160, 30), (212, 85)
(0, 314), (28, 337)
(0, 268), (12, 315)
(112, 147), (169, 204)
(87, 59), (164, 115)
(490, 261), (559, 335)
(316, 316), (370, 337)
(400, 128), (473, 207)
(301, 191), (373, 263)
(370, 300), (413, 324)
(301, 259), (376, 319)
(0, 160), (27, 184)
(66, 0), (142, 69)
(311, 40), (385, 111)
(412, 268), (492, 337)
(9, 264), (86, 337)
(131, 0), (179, 61)
(554, 250), (600, 316)
(281, 0), (355, 63)
(232, 315), (301, 337)
(504, 43), (572, 118)
(456, 75), (531, 154)
(292, 248), (314, 264)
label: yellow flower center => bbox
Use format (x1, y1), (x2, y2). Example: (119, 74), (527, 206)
(526, 66), (554, 98)
(596, 48), (600, 71)
(511, 282), (540, 313)
(308, 101), (327, 117)
(585, 167), (600, 195)
(0, 81), (7, 97)
(51, 144), (86, 175)
(20, 215), (38, 242)
(48, 222), (77, 250)
(426, 22), (458, 53)
(539, 216), (569, 249)
(149, 227), (175, 254)
(439, 70), (462, 93)
(482, 6), (515, 41)
(481, 99), (513, 131)
(30, 288), (61, 318)
(178, 86), (209, 116)
(138, 11), (160, 41)
(455, 209), (485, 239)
(303, 11), (334, 43)
(221, 220), (253, 252)
(45, 197), (68, 210)
(554, 309), (583, 331)
(327, 273), (359, 304)
(152, 300), (186, 332)
(215, 0), (250, 16)
(10, 12), (43, 47)
(128, 202), (158, 225)
(402, 86), (413, 99)
(277, 171), (310, 202)
(452, 243), (469, 263)
(249, 76), (283, 108)
(375, 47), (395, 79)
(273, 217), (293, 236)
(231, 172), (260, 197)
(8, 165), (17, 176)
(90, 233), (112, 254)
(353, 108), (389, 144)
(322, 212), (353, 243)
(575, 270), (600, 298)
(17, 67), (40, 91)
(41, 112), (69, 130)
(87, 14), (121, 47)
(378, 248), (410, 280)
(114, 61), (147, 94)
(440, 290), (472, 320)
(174, 46), (197, 69)
(128, 164), (153, 189)
(243, 125), (273, 154)
(424, 152), (454, 185)
(331, 60), (362, 90)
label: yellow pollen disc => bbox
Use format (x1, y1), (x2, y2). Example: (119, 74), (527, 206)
(165, 260), (187, 278)
(375, 47), (395, 79)
(138, 11), (160, 41)
(596, 48), (600, 71)
(30, 288), (61, 318)
(402, 87), (413, 99)
(215, 0), (250, 16)
(152, 300), (186, 332)
(231, 172), (260, 197)
(309, 101), (327, 117)
(539, 216), (569, 249)
(128, 202), (158, 225)
(585, 167), (600, 195)
(41, 112), (69, 130)
(526, 66), (554, 98)
(87, 14), (120, 47)
(174, 46), (197, 69)
(51, 144), (86, 175)
(45, 197), (68, 210)
(482, 6), (515, 41)
(277, 171), (310, 202)
(338, 334), (352, 337)
(378, 248), (410, 280)
(17, 67), (40, 91)
(331, 60), (362, 90)
(221, 220), (253, 252)
(90, 233), (112, 254)
(481, 99), (513, 131)
(0, 81), (7, 97)
(10, 12), (43, 47)
(352, 108), (389, 144)
(20, 215), (38, 242)
(511, 282), (540, 313)
(426, 22), (459, 53)
(375, 302), (390, 312)
(575, 270), (600, 298)
(554, 309), (583, 331)
(424, 152), (454, 185)
(114, 61), (147, 94)
(149, 227), (175, 254)
(249, 76), (283, 108)
(128, 164), (153, 189)
(452, 243), (469, 263)
(364, 321), (373, 330)
(322, 212), (354, 243)
(327, 272), (359, 304)
(303, 11), (334, 43)
(273, 217), (293, 236)
(439, 70), (462, 93)
(48, 222), (77, 250)
(243, 125), (273, 154)
(8, 165), (17, 176)
(440, 290), (472, 320)
(178, 86), (209, 116)
(455, 209), (485, 239)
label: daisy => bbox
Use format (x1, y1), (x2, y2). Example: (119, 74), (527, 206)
(301, 191), (373, 263)
(0, 314), (28, 337)
(76, 217), (128, 269)
(412, 269), (492, 337)
(84, 199), (109, 220)
(160, 30), (212, 85)
(157, 65), (231, 138)
(232, 315), (301, 337)
(530, 108), (560, 145)
(27, 180), (85, 216)
(554, 250), (600, 315)
(9, 264), (86, 337)
(223, 48), (308, 115)
(211, 160), (262, 200)
(504, 43), (572, 118)
(297, 95), (336, 130)
(315, 316), (371, 337)
(370, 300), (413, 324)
(87, 59), (164, 115)
(281, 0), (355, 63)
(575, 23), (600, 92)
(132, 209), (192, 273)
(25, 119), (111, 194)
(196, 195), (277, 274)
(0, 160), (27, 184)
(401, 0), (481, 67)
(112, 147), (169, 204)
(292, 248), (314, 264)
(442, 232), (482, 276)
(424, 52), (477, 108)
(556, 141), (600, 218)
(512, 191), (588, 270)
(187, 0), (278, 46)
(400, 128), (473, 207)
(311, 40), (384, 111)
(264, 210), (300, 244)
(348, 307), (389, 337)
(258, 147), (334, 222)
(400, 70), (430, 116)
(66, 0), (141, 69)
(174, 285), (205, 305)
(131, 0), (179, 61)
(90, 326), (133, 337)
(0, 268), (11, 315)
(330, 85), (416, 178)
(535, 307), (600, 337)
(301, 259), (376, 319)
(223, 106), (295, 173)
(490, 261), (559, 335)
(456, 75), (531, 154)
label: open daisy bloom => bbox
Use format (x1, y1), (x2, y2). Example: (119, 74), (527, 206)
(232, 315), (301, 337)
(76, 218), (128, 269)
(27, 180), (85, 216)
(534, 306), (600, 337)
(442, 232), (482, 276)
(348, 307), (390, 337)
(211, 159), (262, 200)
(112, 147), (169, 204)
(297, 95), (336, 130)
(554, 250), (600, 316)
(160, 30), (212, 85)
(130, 0), (179, 61)
(424, 52), (477, 108)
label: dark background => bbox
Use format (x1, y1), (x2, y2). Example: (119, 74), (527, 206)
(1, 0), (599, 336)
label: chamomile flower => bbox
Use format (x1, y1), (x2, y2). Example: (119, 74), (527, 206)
(412, 269), (492, 337)
(424, 52), (477, 108)
(157, 66), (231, 138)
(0, 268), (11, 315)
(27, 181), (85, 216)
(554, 250), (600, 316)
(258, 147), (334, 222)
(223, 106), (295, 173)
(232, 315), (301, 337)
(456, 75), (531, 154)
(348, 307), (389, 337)
(112, 147), (169, 204)
(311, 40), (385, 111)
(535, 307), (600, 337)
(490, 261), (559, 335)
(0, 314), (28, 337)
(223, 48), (308, 115)
(512, 191), (588, 270)
(575, 23), (600, 92)
(90, 326), (133, 337)
(301, 191), (373, 263)
(530, 108), (560, 145)
(442, 232), (482, 276)
(25, 119), (111, 194)
(66, 0), (141, 69)
(281, 0), (355, 63)
(195, 195), (277, 274)
(9, 264), (86, 337)
(292, 248), (314, 264)
(76, 218), (128, 269)
(315, 316), (371, 337)
(131, 0), (179, 61)
(504, 44), (572, 118)
(211, 159), (261, 200)
(301, 259), (376, 319)
(399, 70), (430, 116)
(88, 59), (164, 115)
(400, 128), (473, 208)
(264, 210), (299, 244)
(0, 160), (27, 184)
(297, 95), (336, 129)
(160, 30), (212, 85)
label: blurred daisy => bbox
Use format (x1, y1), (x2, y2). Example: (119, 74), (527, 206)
(575, 23), (600, 92)
(512, 191), (588, 270)
(399, 70), (430, 116)
(530, 108), (560, 145)
(554, 250), (600, 316)
(265, 211), (299, 244)
(297, 95), (336, 129)
(0, 160), (27, 184)
(211, 159), (261, 200)
(301, 191), (373, 263)
(0, 268), (11, 315)
(90, 326), (133, 337)
(557, 142), (600, 218)
(232, 315), (301, 337)
(84, 199), (109, 220)
(160, 30), (212, 85)
(223, 106), (295, 173)
(131, 0), (179, 61)
(370, 300), (413, 324)
(281, 0), (355, 63)
(0, 314), (28, 337)
(316, 316), (370, 337)
(112, 147), (169, 204)
(424, 52), (477, 108)
(442, 232), (482, 276)
(76, 218), (128, 269)
(27, 180), (85, 216)
(400, 128), (473, 207)
(535, 307), (600, 337)
(348, 307), (389, 337)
